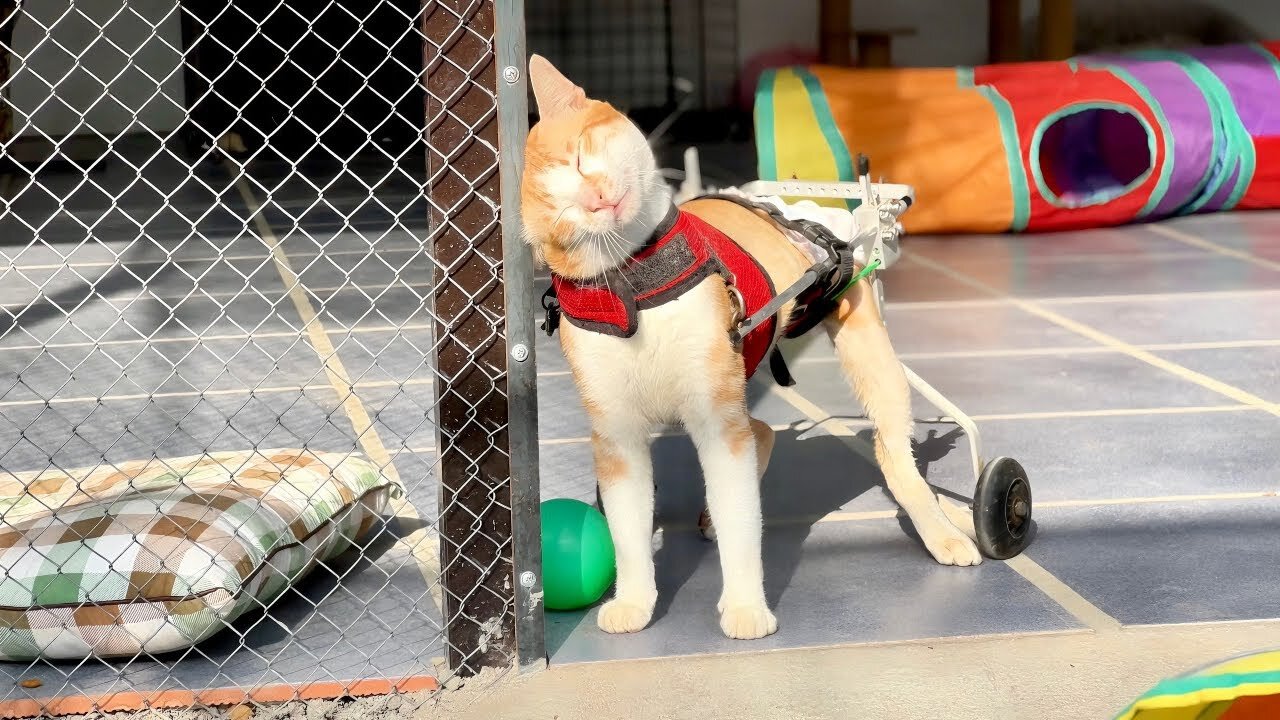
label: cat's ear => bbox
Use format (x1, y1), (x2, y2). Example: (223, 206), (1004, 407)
(529, 54), (586, 118)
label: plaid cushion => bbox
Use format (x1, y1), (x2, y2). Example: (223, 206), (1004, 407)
(0, 449), (399, 660)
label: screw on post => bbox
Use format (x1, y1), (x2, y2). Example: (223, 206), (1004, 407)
(502, 66), (520, 84)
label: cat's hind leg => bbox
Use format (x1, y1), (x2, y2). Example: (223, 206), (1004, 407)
(822, 283), (983, 567)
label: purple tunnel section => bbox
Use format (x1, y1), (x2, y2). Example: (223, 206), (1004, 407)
(1184, 44), (1280, 138)
(1079, 54), (1214, 218)
(1203, 163), (1243, 212)
(1182, 45), (1280, 212)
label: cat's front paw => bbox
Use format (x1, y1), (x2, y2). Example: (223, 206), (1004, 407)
(597, 597), (655, 634)
(719, 603), (778, 640)
(920, 517), (983, 567)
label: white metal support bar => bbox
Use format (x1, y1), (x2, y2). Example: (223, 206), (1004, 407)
(902, 363), (985, 483)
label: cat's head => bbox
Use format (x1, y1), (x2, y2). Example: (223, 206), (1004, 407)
(521, 55), (665, 279)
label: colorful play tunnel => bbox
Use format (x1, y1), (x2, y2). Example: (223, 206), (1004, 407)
(1114, 648), (1280, 719)
(756, 41), (1280, 234)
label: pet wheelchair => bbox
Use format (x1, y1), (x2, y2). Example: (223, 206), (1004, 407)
(675, 148), (1034, 560)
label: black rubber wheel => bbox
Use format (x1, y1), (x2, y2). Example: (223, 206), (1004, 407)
(973, 457), (1033, 560)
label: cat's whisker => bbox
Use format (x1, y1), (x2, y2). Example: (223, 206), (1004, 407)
(602, 230), (642, 293)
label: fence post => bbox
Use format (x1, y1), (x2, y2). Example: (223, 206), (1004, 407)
(493, 0), (546, 673)
(424, 0), (544, 676)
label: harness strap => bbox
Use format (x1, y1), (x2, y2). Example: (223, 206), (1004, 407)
(691, 193), (862, 339)
(540, 194), (874, 389)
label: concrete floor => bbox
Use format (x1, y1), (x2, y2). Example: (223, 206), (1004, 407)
(437, 620), (1280, 720)
(3, 137), (1280, 718)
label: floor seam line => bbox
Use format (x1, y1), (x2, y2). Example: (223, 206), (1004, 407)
(905, 254), (1280, 418)
(1148, 223), (1280, 272)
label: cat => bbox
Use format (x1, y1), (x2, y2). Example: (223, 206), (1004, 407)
(519, 55), (980, 640)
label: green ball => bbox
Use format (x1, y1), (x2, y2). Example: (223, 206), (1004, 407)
(539, 498), (616, 611)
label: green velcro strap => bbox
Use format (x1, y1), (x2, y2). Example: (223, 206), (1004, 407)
(828, 259), (881, 301)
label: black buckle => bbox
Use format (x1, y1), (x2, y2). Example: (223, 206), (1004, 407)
(769, 348), (796, 387)
(541, 286), (561, 336)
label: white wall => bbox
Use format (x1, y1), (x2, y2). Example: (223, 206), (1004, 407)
(736, 0), (818, 61)
(10, 0), (186, 138)
(10, 0), (1280, 138)
(737, 0), (1280, 69)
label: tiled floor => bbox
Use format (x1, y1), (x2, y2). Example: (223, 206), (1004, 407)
(3, 136), (1280, 701)
(539, 212), (1280, 664)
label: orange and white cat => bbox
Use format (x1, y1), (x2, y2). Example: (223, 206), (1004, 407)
(520, 55), (981, 641)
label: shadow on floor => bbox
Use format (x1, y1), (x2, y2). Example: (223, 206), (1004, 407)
(546, 420), (967, 657)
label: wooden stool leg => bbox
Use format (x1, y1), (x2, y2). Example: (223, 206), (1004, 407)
(857, 35), (893, 68)
(1038, 0), (1075, 60)
(988, 0), (1022, 63)
(819, 0), (853, 66)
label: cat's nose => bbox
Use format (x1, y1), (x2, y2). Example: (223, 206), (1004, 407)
(582, 195), (614, 212)
(581, 190), (619, 214)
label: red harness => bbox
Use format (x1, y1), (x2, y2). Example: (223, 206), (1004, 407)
(549, 207), (778, 379)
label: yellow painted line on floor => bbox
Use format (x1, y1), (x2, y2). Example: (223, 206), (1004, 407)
(1004, 554), (1122, 632)
(1148, 223), (1280, 272)
(0, 377), (433, 408)
(907, 254), (1280, 419)
(236, 175), (442, 612)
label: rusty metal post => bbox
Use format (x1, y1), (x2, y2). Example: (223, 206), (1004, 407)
(424, 0), (544, 676)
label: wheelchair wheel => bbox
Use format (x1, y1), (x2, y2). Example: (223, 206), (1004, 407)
(973, 457), (1033, 560)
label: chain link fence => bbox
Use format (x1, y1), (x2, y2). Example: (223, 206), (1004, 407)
(0, 0), (541, 715)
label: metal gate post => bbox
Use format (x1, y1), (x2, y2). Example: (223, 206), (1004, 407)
(425, 0), (544, 676)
